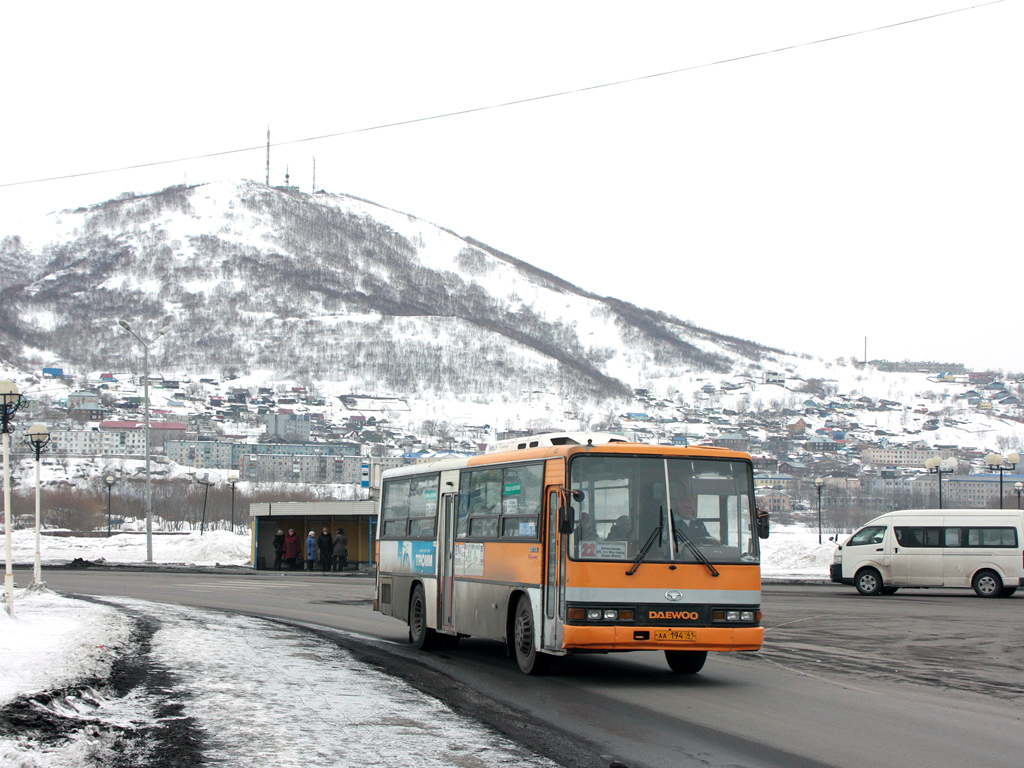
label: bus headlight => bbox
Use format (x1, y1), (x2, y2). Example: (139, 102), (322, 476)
(712, 609), (760, 624)
(568, 607), (636, 622)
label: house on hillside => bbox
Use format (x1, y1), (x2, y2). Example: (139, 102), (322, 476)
(786, 418), (809, 435)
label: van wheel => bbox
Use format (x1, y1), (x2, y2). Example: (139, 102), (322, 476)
(513, 595), (551, 675)
(409, 584), (439, 649)
(665, 650), (708, 674)
(881, 587), (899, 595)
(855, 568), (883, 596)
(972, 570), (1002, 598)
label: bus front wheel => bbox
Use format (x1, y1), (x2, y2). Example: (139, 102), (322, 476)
(665, 650), (707, 674)
(513, 595), (551, 675)
(409, 584), (439, 650)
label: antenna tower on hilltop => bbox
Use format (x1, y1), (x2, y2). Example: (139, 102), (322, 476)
(265, 127), (270, 186)
(312, 157), (316, 193)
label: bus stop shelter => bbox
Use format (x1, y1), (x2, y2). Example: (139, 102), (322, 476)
(250, 500), (377, 569)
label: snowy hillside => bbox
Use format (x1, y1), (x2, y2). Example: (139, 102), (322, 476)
(0, 179), (787, 401)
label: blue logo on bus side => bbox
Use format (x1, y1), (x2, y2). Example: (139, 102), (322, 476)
(399, 541), (436, 573)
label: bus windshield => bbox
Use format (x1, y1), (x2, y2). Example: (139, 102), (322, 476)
(568, 454), (759, 564)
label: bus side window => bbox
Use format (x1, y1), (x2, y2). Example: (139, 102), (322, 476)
(381, 479), (411, 538)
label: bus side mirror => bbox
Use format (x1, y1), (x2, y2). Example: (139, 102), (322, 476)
(559, 489), (584, 534)
(756, 507), (770, 539)
(559, 504), (576, 534)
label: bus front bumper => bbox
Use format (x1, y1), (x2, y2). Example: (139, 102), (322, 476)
(562, 624), (763, 652)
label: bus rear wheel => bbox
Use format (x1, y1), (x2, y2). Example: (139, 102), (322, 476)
(513, 595), (551, 675)
(665, 650), (707, 674)
(409, 584), (439, 650)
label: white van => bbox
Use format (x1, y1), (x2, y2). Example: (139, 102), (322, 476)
(831, 509), (1024, 597)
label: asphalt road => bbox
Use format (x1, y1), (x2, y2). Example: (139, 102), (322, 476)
(36, 569), (1024, 768)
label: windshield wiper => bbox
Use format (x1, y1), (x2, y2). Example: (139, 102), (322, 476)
(627, 507), (663, 576)
(673, 526), (720, 577)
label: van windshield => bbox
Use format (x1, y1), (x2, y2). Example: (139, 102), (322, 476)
(847, 526), (885, 546)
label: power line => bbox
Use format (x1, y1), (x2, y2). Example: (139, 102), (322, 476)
(0, 0), (1005, 190)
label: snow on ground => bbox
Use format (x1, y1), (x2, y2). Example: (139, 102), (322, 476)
(1, 591), (560, 768)
(6, 529), (252, 567)
(0, 525), (833, 767)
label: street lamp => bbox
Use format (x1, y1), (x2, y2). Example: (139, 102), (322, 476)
(105, 476), (115, 537)
(925, 456), (958, 510)
(196, 472), (215, 535)
(1, 380), (27, 617)
(228, 471), (239, 533)
(814, 477), (824, 545)
(984, 452), (1020, 509)
(1015, 481), (1023, 511)
(118, 318), (171, 561)
(26, 423), (51, 585)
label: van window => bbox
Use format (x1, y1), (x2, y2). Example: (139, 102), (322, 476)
(848, 526), (886, 546)
(966, 527), (1018, 548)
(895, 527), (941, 547)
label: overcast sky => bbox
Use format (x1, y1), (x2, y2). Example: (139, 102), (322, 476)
(3, 1), (1021, 372)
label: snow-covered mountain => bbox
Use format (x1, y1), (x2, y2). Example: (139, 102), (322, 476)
(0, 179), (787, 399)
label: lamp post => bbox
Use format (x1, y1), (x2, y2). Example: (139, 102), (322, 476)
(1, 380), (27, 617)
(228, 471), (238, 533)
(118, 318), (171, 561)
(26, 423), (50, 586)
(196, 472), (214, 534)
(984, 452), (1020, 509)
(105, 476), (115, 536)
(925, 456), (958, 510)
(814, 477), (824, 545)
(1015, 482), (1023, 511)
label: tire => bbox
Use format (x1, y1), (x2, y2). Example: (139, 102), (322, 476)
(665, 650), (708, 674)
(881, 587), (899, 595)
(999, 587), (1017, 598)
(972, 570), (1003, 598)
(512, 595), (551, 675)
(409, 584), (439, 649)
(855, 568), (883, 596)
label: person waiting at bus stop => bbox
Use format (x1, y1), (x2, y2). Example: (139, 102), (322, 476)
(332, 528), (349, 571)
(283, 528), (301, 570)
(305, 531), (318, 571)
(317, 527), (334, 572)
(272, 529), (285, 570)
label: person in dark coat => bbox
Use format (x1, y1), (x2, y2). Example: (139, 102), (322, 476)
(317, 527), (334, 572)
(283, 528), (301, 570)
(272, 529), (285, 570)
(332, 528), (349, 571)
(305, 531), (318, 571)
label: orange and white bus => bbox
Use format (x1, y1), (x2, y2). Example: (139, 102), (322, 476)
(373, 433), (768, 674)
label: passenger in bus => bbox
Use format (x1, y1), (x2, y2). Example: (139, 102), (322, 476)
(337, 530), (349, 570)
(283, 528), (301, 570)
(579, 512), (597, 540)
(272, 529), (285, 570)
(317, 527), (334, 572)
(607, 515), (632, 540)
(305, 531), (318, 571)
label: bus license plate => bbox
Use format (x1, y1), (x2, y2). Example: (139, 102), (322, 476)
(654, 630), (697, 642)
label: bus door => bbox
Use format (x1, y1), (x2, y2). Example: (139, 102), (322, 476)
(438, 493), (457, 632)
(542, 488), (567, 651)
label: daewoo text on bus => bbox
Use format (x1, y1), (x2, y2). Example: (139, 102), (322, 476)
(373, 433), (769, 674)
